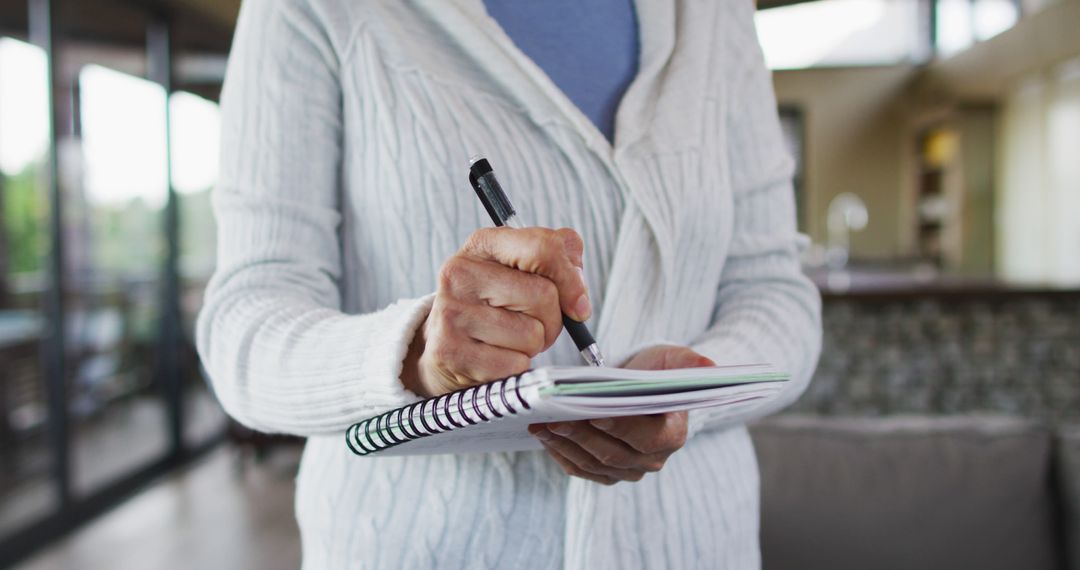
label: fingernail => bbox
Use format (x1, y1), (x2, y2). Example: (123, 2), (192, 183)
(574, 294), (592, 321)
(591, 418), (614, 430)
(533, 429), (551, 441)
(549, 423), (572, 436)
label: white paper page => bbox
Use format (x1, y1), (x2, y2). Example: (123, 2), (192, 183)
(372, 382), (783, 456)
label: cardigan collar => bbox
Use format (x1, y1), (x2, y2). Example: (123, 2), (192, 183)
(417, 0), (677, 170)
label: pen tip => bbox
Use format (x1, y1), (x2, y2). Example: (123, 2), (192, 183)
(468, 154), (484, 166)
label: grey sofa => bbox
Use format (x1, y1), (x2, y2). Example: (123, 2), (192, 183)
(751, 415), (1079, 570)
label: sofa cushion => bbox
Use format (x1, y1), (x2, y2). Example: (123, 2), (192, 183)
(751, 415), (1060, 570)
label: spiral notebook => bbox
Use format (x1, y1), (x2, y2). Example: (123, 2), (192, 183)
(345, 364), (788, 457)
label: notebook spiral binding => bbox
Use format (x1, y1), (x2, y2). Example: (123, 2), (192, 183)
(346, 373), (533, 456)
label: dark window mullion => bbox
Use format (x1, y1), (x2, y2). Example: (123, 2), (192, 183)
(28, 0), (70, 510)
(147, 12), (183, 459)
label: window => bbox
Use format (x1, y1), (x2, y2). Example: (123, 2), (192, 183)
(998, 60), (1080, 285)
(0, 35), (55, 541)
(936, 0), (1021, 57)
(71, 64), (171, 495)
(0, 0), (232, 562)
(169, 91), (226, 445)
(755, 0), (923, 70)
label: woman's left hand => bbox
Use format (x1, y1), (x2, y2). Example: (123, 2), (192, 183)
(527, 345), (715, 485)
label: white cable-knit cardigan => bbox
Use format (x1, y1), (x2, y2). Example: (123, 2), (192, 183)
(197, 0), (822, 567)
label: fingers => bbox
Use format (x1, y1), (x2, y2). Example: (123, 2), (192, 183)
(660, 347), (715, 370)
(455, 303), (546, 356)
(530, 425), (646, 483)
(529, 414), (688, 484)
(588, 412), (688, 455)
(461, 227), (590, 321)
(437, 256), (562, 348)
(622, 344), (716, 371)
(417, 226), (589, 398)
(542, 446), (617, 486)
(548, 421), (667, 474)
(420, 336), (530, 391)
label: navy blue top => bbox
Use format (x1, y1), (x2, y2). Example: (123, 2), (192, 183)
(483, 0), (640, 142)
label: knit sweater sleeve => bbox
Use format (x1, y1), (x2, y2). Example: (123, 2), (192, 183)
(196, 0), (430, 436)
(686, 0), (822, 437)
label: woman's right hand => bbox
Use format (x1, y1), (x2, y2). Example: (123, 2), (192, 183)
(402, 227), (592, 398)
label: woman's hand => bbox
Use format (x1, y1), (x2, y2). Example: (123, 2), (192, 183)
(402, 227), (591, 398)
(528, 345), (715, 485)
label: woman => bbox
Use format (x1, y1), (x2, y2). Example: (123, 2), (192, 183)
(197, 0), (821, 567)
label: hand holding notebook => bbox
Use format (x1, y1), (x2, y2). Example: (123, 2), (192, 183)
(346, 359), (787, 457)
(526, 343), (713, 483)
(349, 158), (789, 458)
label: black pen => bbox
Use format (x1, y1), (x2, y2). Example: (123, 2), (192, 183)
(468, 156), (606, 367)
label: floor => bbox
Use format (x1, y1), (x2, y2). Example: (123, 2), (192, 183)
(1, 387), (229, 538)
(15, 445), (303, 570)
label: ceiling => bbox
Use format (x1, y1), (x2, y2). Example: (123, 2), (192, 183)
(162, 0), (813, 35)
(2, 0), (812, 56)
(0, 0), (236, 53)
(0, 0), (813, 100)
(168, 0), (815, 36)
(758, 0), (817, 8)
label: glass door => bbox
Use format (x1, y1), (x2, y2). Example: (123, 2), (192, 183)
(67, 60), (172, 496)
(169, 90), (227, 447)
(0, 32), (57, 542)
(0, 0), (230, 563)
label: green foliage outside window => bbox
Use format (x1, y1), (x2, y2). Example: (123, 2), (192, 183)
(2, 163), (48, 276)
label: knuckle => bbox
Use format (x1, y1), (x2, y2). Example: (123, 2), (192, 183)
(510, 352), (531, 374)
(536, 277), (559, 305)
(437, 302), (463, 330)
(438, 258), (467, 291)
(579, 458), (603, 472)
(464, 228), (493, 252)
(545, 315), (563, 345)
(598, 451), (630, 469)
(643, 459), (666, 473)
(671, 428), (688, 449)
(511, 230), (546, 271)
(556, 228), (584, 256)
(538, 231), (565, 263)
(666, 416), (689, 447)
(543, 228), (565, 248)
(494, 350), (530, 377)
(520, 227), (545, 250)
(525, 319), (545, 355)
(534, 282), (562, 326)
